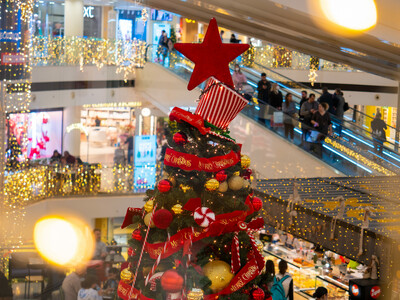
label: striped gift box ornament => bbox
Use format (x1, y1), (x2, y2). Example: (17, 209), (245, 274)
(195, 77), (249, 130)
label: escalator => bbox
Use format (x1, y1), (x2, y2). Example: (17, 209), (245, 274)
(145, 45), (400, 176)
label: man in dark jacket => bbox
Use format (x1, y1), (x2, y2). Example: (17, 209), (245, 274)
(299, 90), (308, 116)
(257, 73), (271, 104)
(371, 112), (387, 155)
(317, 87), (334, 114)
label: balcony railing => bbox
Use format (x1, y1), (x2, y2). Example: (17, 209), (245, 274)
(4, 163), (154, 205)
(30, 37), (147, 80)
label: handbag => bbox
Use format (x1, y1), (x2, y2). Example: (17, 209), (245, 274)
(273, 111), (283, 124)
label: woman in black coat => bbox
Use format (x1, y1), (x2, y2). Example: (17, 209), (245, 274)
(269, 83), (283, 110)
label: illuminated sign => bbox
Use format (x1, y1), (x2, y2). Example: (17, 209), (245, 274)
(83, 6), (95, 18)
(370, 286), (381, 299)
(351, 284), (360, 297)
(1, 53), (26, 65)
(0, 30), (21, 43)
(134, 135), (156, 192)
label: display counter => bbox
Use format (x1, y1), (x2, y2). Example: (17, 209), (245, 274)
(262, 243), (352, 300)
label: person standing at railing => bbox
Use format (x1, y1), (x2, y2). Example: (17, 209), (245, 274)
(371, 111), (387, 155)
(157, 30), (167, 62)
(232, 64), (247, 91)
(283, 93), (297, 142)
(125, 133), (135, 165)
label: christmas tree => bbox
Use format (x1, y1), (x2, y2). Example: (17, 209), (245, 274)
(118, 19), (268, 300)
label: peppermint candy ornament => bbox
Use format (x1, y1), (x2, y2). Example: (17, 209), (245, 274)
(194, 207), (215, 227)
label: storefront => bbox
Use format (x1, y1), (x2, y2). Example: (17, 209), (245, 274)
(117, 9), (147, 41)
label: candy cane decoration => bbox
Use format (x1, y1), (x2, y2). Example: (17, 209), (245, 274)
(231, 232), (241, 273)
(129, 203), (158, 298)
(145, 232), (170, 286)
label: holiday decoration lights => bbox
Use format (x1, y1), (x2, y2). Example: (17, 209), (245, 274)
(31, 37), (147, 77)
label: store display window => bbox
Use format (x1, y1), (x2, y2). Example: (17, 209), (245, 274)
(117, 10), (147, 41)
(80, 105), (136, 165)
(33, 1), (64, 37)
(7, 109), (63, 161)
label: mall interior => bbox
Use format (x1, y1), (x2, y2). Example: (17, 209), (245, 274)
(0, 0), (399, 299)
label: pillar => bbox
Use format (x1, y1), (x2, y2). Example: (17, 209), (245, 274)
(63, 106), (81, 157)
(64, 0), (84, 37)
(395, 82), (400, 152)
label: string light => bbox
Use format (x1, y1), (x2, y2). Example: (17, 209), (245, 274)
(31, 37), (147, 78)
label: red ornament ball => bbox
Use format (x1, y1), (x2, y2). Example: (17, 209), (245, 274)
(215, 170), (227, 182)
(131, 229), (142, 241)
(158, 179), (172, 193)
(242, 168), (253, 180)
(252, 288), (265, 300)
(160, 270), (184, 293)
(173, 132), (188, 145)
(127, 247), (136, 256)
(153, 209), (173, 229)
(252, 197), (263, 211)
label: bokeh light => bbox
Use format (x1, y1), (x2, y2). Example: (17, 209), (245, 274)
(34, 216), (94, 266)
(320, 0), (377, 31)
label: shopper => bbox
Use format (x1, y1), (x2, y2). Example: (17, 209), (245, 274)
(93, 228), (107, 260)
(300, 93), (318, 142)
(317, 87), (334, 114)
(333, 88), (345, 119)
(63, 151), (76, 165)
(371, 111), (387, 155)
(62, 265), (87, 300)
(261, 260), (275, 291)
(220, 30), (225, 41)
(50, 150), (62, 164)
(113, 143), (126, 166)
(311, 103), (332, 138)
(312, 287), (328, 300)
(94, 116), (101, 127)
(282, 93), (297, 142)
(275, 260), (294, 300)
(269, 83), (283, 110)
(230, 33), (240, 43)
(232, 64), (247, 91)
(103, 267), (119, 297)
(299, 90), (308, 116)
(257, 72), (271, 104)
(77, 275), (102, 300)
(125, 133), (135, 165)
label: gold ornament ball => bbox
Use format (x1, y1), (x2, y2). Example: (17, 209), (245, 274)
(172, 204), (183, 214)
(228, 176), (244, 191)
(218, 181), (228, 193)
(144, 200), (154, 213)
(203, 260), (234, 292)
(205, 179), (219, 191)
(241, 155), (251, 169)
(144, 213), (155, 228)
(121, 268), (134, 283)
(187, 288), (204, 300)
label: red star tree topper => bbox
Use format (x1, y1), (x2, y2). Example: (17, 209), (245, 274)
(174, 18), (249, 90)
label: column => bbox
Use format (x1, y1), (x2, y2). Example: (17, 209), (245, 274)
(64, 0), (84, 37)
(395, 82), (400, 152)
(63, 106), (82, 157)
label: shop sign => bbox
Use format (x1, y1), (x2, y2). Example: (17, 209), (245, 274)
(370, 286), (381, 299)
(83, 6), (95, 18)
(0, 30), (21, 43)
(1, 53), (25, 65)
(351, 284), (360, 296)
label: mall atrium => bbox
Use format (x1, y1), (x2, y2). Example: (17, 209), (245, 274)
(0, 0), (399, 299)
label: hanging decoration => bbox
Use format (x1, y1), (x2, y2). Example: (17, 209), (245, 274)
(308, 64), (318, 86)
(141, 8), (148, 25)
